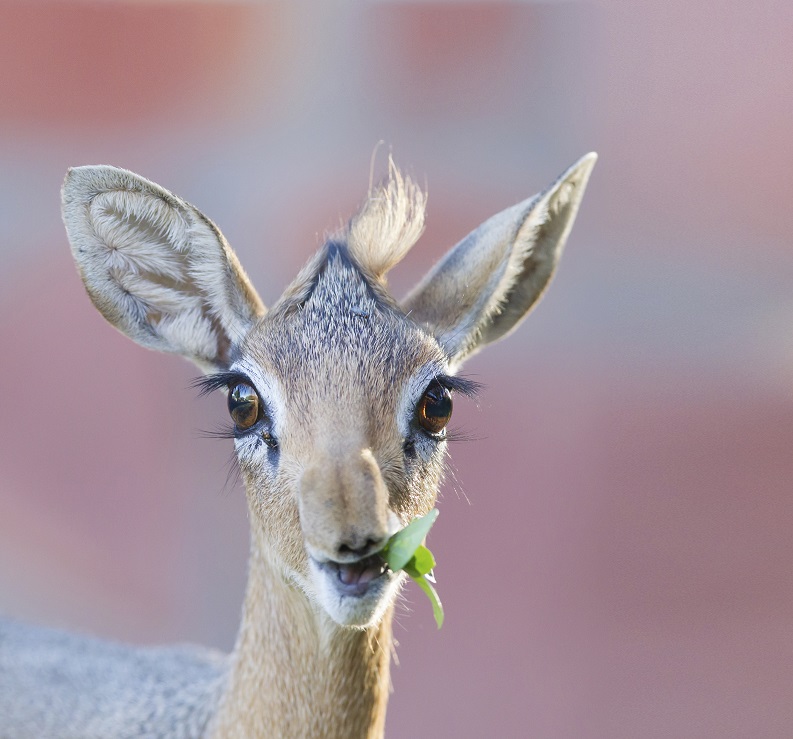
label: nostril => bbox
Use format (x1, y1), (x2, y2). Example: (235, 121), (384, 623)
(337, 537), (383, 560)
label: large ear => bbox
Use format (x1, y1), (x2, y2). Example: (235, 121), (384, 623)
(62, 166), (265, 372)
(403, 153), (597, 368)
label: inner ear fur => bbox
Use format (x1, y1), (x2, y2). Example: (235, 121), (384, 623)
(402, 153), (597, 367)
(62, 166), (265, 372)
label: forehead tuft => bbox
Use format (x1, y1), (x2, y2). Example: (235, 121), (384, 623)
(346, 158), (426, 279)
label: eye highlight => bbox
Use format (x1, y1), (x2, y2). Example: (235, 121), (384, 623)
(228, 382), (260, 430)
(417, 380), (453, 435)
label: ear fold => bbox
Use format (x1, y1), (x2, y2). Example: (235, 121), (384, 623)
(403, 153), (597, 368)
(62, 166), (265, 372)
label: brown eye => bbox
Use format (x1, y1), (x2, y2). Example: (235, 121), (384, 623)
(228, 382), (260, 430)
(418, 381), (452, 435)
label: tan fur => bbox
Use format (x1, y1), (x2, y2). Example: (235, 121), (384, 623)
(208, 524), (392, 739)
(0, 154), (595, 738)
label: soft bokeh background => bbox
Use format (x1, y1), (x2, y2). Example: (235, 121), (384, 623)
(1, 1), (791, 736)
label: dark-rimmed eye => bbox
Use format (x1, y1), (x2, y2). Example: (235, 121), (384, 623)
(228, 382), (260, 430)
(417, 381), (452, 435)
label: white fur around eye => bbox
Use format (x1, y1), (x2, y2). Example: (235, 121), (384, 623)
(229, 360), (285, 438)
(397, 362), (449, 439)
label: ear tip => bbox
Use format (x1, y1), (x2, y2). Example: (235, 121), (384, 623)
(62, 167), (87, 208)
(62, 165), (109, 199)
(63, 165), (86, 189)
(550, 152), (598, 198)
(571, 151), (598, 176)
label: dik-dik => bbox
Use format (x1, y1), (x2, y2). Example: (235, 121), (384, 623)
(0, 153), (596, 738)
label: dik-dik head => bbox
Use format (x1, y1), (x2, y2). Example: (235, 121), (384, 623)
(62, 154), (596, 628)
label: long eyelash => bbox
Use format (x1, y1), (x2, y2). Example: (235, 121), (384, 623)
(190, 424), (243, 497)
(444, 426), (483, 444)
(436, 374), (483, 398)
(220, 449), (243, 497)
(198, 423), (240, 441)
(192, 371), (246, 398)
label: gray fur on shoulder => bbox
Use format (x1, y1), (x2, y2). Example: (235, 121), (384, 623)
(0, 617), (228, 739)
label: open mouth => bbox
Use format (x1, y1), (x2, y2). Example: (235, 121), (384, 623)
(319, 554), (390, 597)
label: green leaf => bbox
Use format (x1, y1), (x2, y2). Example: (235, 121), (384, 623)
(407, 545), (436, 577)
(382, 509), (439, 571)
(412, 574), (444, 629)
(380, 509), (444, 628)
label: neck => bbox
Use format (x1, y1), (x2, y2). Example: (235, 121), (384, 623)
(209, 527), (393, 739)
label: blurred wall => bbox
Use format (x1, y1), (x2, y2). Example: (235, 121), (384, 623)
(0, 2), (791, 737)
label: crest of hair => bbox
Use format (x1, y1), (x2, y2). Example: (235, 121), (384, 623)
(345, 157), (427, 279)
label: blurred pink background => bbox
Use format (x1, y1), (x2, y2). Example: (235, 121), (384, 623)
(0, 2), (791, 737)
